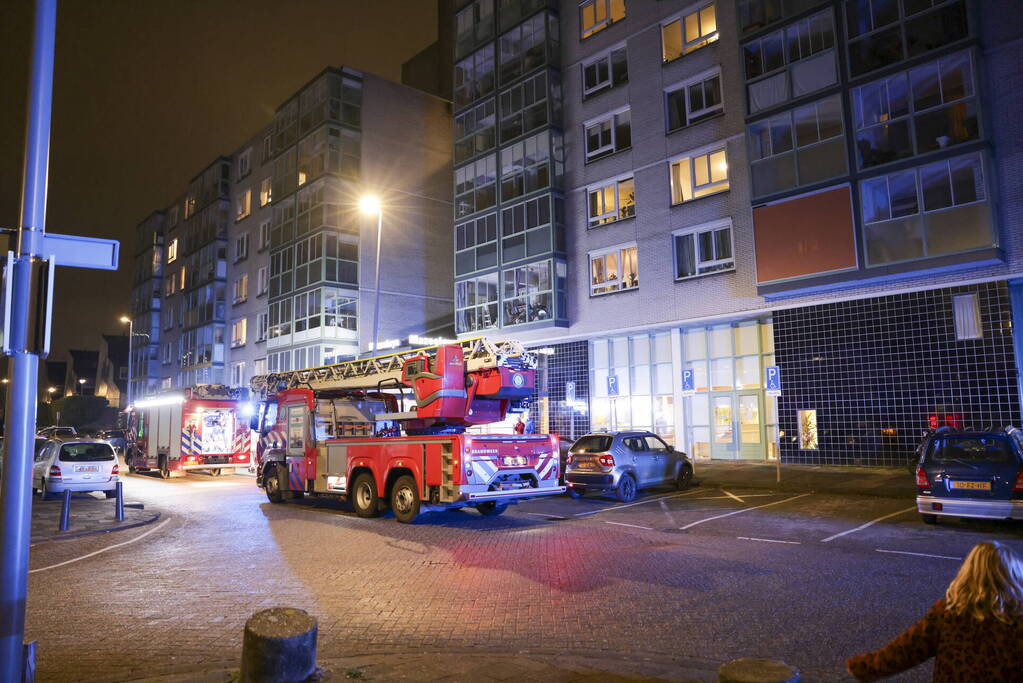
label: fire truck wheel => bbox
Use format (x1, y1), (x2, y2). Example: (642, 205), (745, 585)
(264, 465), (284, 503)
(476, 501), (508, 516)
(208, 468), (223, 476)
(390, 475), (421, 524)
(351, 474), (381, 518)
(158, 457), (171, 479)
(615, 474), (637, 503)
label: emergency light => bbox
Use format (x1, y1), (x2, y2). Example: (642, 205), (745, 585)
(132, 394), (186, 409)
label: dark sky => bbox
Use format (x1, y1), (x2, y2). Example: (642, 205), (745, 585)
(0, 0), (438, 364)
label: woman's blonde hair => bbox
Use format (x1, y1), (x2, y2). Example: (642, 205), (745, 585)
(945, 541), (1023, 623)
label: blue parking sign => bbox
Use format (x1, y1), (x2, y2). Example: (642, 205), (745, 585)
(681, 368), (695, 396)
(765, 365), (782, 396)
(607, 374), (620, 396)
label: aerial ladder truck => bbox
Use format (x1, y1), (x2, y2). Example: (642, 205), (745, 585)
(249, 337), (565, 523)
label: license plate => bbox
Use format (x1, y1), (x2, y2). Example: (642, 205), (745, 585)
(75, 465), (99, 473)
(951, 481), (991, 490)
(575, 462), (594, 470)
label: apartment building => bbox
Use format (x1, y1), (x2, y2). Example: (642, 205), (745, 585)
(451, 0), (1023, 466)
(129, 66), (453, 398)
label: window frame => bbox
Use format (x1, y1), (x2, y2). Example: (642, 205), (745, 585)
(584, 106), (631, 162)
(237, 148), (252, 179)
(589, 242), (639, 296)
(234, 233), (249, 262)
(672, 218), (735, 281)
(231, 318), (247, 349)
(586, 174), (636, 228)
(235, 188), (252, 221)
(580, 0), (626, 40)
(665, 67), (724, 133)
(232, 274), (249, 305)
(669, 141), (730, 205)
(581, 43), (628, 99)
(661, 1), (719, 64)
(166, 238), (178, 264)
(259, 177), (272, 207)
(257, 266), (268, 296)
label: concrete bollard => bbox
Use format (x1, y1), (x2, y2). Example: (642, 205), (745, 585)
(719, 658), (800, 683)
(240, 607), (317, 683)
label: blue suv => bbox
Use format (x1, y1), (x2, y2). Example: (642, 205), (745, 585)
(915, 427), (1023, 524)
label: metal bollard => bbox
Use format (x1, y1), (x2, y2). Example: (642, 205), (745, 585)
(22, 641), (36, 683)
(114, 481), (125, 522)
(58, 489), (71, 532)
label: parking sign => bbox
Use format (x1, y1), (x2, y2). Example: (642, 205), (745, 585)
(681, 368), (696, 397)
(765, 365), (782, 397)
(607, 374), (619, 396)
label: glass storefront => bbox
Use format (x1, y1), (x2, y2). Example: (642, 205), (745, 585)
(590, 332), (675, 443)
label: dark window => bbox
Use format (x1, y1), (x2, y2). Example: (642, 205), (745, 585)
(59, 443), (116, 462)
(570, 435), (613, 453)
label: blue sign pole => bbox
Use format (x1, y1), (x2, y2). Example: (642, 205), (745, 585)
(0, 1), (56, 678)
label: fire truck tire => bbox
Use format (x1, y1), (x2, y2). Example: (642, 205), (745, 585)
(476, 501), (508, 516)
(390, 475), (420, 524)
(208, 468), (223, 476)
(615, 473), (637, 503)
(158, 457), (171, 479)
(351, 474), (381, 518)
(264, 465), (284, 503)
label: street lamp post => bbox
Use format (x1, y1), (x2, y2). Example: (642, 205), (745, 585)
(359, 195), (383, 355)
(120, 315), (132, 408)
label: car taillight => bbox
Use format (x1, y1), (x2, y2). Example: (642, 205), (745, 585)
(49, 465), (61, 479)
(915, 466), (929, 488)
(1015, 471), (1023, 493)
(111, 464), (119, 476)
(566, 454), (573, 465)
(598, 455), (615, 467)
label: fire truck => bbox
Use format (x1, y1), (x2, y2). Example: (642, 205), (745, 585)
(126, 385), (252, 478)
(249, 338), (565, 523)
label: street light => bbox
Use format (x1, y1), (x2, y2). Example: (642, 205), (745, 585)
(120, 315), (132, 409)
(359, 195), (383, 355)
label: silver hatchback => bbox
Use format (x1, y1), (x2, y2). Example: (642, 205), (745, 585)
(565, 431), (694, 502)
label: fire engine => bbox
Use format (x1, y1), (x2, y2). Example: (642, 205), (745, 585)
(126, 385), (252, 478)
(249, 337), (565, 523)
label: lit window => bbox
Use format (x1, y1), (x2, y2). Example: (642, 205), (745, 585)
(587, 176), (635, 227)
(580, 0), (625, 39)
(798, 409), (817, 450)
(455, 274), (499, 334)
(233, 275), (248, 304)
(259, 177), (272, 207)
(236, 189), (252, 221)
(590, 244), (639, 295)
(166, 238), (178, 263)
(253, 358), (267, 376)
(582, 44), (628, 98)
(666, 70), (723, 132)
(585, 108), (631, 161)
(953, 293), (982, 340)
(670, 144), (729, 204)
(231, 320), (247, 349)
(662, 3), (718, 62)
(673, 219), (734, 280)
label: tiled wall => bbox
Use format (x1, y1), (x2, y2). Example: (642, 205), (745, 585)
(774, 282), (1020, 466)
(530, 340), (590, 442)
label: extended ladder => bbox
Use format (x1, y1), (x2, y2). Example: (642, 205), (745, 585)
(249, 337), (534, 396)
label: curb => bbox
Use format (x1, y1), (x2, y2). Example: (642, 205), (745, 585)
(30, 510), (162, 545)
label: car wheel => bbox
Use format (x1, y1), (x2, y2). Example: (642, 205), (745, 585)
(615, 474), (637, 503)
(675, 465), (693, 490)
(476, 501), (508, 516)
(104, 489), (118, 499)
(41, 479), (56, 501)
(158, 457), (170, 479)
(567, 487), (584, 499)
(263, 465), (284, 504)
(921, 513), (937, 525)
(351, 474), (381, 518)
(390, 475), (421, 524)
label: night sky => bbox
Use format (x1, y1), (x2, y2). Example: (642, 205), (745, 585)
(0, 0), (438, 367)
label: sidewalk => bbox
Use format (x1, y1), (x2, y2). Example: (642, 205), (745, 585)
(31, 492), (160, 544)
(694, 459), (914, 499)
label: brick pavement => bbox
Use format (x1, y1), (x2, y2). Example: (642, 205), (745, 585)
(31, 491), (159, 544)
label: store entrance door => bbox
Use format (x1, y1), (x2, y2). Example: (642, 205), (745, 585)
(709, 391), (765, 460)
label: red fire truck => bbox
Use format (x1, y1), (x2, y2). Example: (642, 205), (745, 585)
(249, 338), (565, 523)
(126, 385), (252, 478)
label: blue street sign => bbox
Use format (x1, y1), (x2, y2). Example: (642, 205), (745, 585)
(41, 232), (119, 270)
(681, 368), (695, 396)
(607, 374), (619, 396)
(765, 365), (782, 396)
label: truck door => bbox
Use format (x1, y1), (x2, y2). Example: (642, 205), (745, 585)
(286, 402), (308, 457)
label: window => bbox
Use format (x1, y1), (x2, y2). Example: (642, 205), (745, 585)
(167, 238), (178, 263)
(590, 244), (639, 295)
(456, 0), (494, 58)
(500, 131), (553, 200)
(953, 293), (981, 340)
(454, 44), (495, 109)
(297, 125), (360, 186)
(161, 377), (173, 390)
(860, 152), (991, 265)
(673, 218), (734, 279)
(256, 312), (269, 342)
(666, 70), (723, 132)
(582, 44), (627, 98)
(670, 144), (729, 204)
(456, 274), (499, 334)
(268, 299), (293, 339)
(455, 99), (496, 163)
(234, 233), (249, 262)
(743, 9), (836, 113)
(119, 366), (129, 380)
(499, 71), (550, 144)
(748, 93), (846, 197)
(504, 260), (554, 326)
(293, 290), (321, 333)
(585, 108), (631, 161)
(847, 0), (968, 77)
(798, 409), (817, 449)
(167, 204), (179, 227)
(259, 177), (272, 207)
(162, 343), (172, 365)
(455, 213), (498, 276)
(231, 319), (247, 348)
(233, 274), (248, 304)
(262, 134), (272, 163)
(662, 3), (718, 63)
(230, 361), (246, 387)
(237, 148), (252, 179)
(501, 194), (558, 262)
(254, 358), (267, 376)
(498, 12), (549, 84)
(853, 50), (978, 170)
(455, 155), (497, 219)
(258, 221), (270, 251)
(323, 290), (357, 331)
(587, 176), (635, 227)
(580, 0), (625, 39)
(236, 189), (251, 221)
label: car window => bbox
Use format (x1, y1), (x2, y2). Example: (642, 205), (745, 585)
(58, 443), (115, 462)
(929, 436), (1016, 464)
(622, 437), (648, 452)
(570, 435), (613, 453)
(644, 436), (670, 452)
(33, 439), (49, 461)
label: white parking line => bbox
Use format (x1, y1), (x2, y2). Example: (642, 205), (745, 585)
(30, 518), (172, 574)
(573, 488), (704, 517)
(691, 493), (780, 500)
(819, 507), (916, 543)
(679, 493), (811, 530)
(524, 512), (567, 520)
(605, 521), (653, 530)
(737, 536), (801, 544)
(876, 549), (962, 561)
(659, 500), (678, 527)
(722, 490), (745, 503)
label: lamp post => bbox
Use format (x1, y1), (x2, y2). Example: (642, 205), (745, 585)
(119, 315), (132, 408)
(359, 195), (383, 355)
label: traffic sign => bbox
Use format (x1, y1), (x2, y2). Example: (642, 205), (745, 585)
(565, 380), (576, 403)
(607, 374), (619, 396)
(42, 232), (119, 270)
(681, 368), (696, 397)
(765, 365), (782, 397)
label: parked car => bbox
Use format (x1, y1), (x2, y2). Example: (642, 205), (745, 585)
(915, 427), (1023, 523)
(99, 429), (127, 454)
(565, 431), (693, 502)
(0, 437), (50, 479)
(38, 425), (77, 439)
(33, 438), (119, 499)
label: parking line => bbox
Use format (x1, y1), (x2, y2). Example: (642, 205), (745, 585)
(737, 536), (801, 544)
(605, 521), (653, 530)
(659, 500), (678, 527)
(573, 488), (704, 517)
(722, 490), (745, 503)
(30, 518), (172, 574)
(524, 512), (567, 520)
(679, 493), (811, 530)
(819, 507), (916, 543)
(876, 549), (962, 561)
